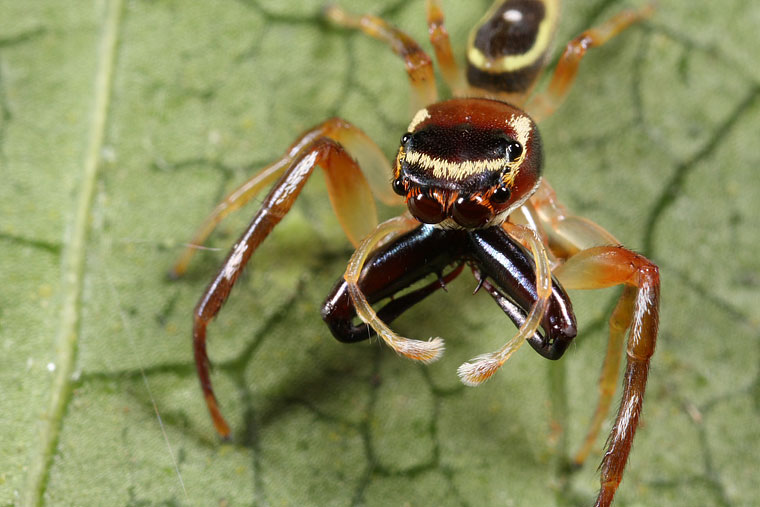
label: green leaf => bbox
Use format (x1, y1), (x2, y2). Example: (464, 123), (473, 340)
(2, 0), (759, 505)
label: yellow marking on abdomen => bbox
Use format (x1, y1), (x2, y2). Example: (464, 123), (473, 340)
(467, 0), (560, 74)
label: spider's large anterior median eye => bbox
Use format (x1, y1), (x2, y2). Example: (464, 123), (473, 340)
(452, 196), (493, 228)
(408, 193), (447, 224)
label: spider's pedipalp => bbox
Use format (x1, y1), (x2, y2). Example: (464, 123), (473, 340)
(344, 215), (447, 363)
(457, 222), (552, 385)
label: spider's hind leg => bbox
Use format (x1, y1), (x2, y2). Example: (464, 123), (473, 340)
(526, 4), (654, 122)
(324, 4), (437, 111)
(425, 0), (466, 96)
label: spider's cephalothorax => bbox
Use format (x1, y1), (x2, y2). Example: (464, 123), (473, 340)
(174, 2), (659, 506)
(393, 98), (542, 228)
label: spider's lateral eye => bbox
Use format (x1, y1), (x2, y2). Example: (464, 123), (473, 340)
(400, 132), (413, 145)
(491, 185), (511, 204)
(391, 177), (406, 196)
(506, 141), (523, 162)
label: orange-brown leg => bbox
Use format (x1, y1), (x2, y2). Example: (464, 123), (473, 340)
(554, 247), (659, 507)
(530, 181), (660, 506)
(170, 118), (397, 278)
(425, 0), (466, 96)
(193, 136), (377, 438)
(529, 181), (619, 254)
(526, 4), (654, 122)
(572, 285), (633, 466)
(324, 4), (437, 111)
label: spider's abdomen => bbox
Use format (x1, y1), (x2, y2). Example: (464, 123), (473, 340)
(466, 0), (560, 93)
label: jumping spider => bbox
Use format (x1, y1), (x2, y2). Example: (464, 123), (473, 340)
(171, 2), (659, 505)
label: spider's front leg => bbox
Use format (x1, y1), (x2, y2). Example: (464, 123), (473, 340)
(560, 248), (658, 507)
(170, 118), (399, 278)
(181, 119), (391, 438)
(531, 182), (660, 507)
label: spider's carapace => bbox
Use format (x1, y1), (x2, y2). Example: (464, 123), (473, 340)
(172, 2), (659, 506)
(392, 98), (542, 228)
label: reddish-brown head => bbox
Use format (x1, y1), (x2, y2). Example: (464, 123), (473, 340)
(392, 98), (542, 228)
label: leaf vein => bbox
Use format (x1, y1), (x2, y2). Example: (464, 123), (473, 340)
(21, 1), (124, 504)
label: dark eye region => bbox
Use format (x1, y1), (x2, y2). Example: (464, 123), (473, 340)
(506, 140), (523, 161)
(404, 188), (499, 228)
(405, 125), (521, 164)
(490, 185), (511, 203)
(392, 176), (406, 195)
